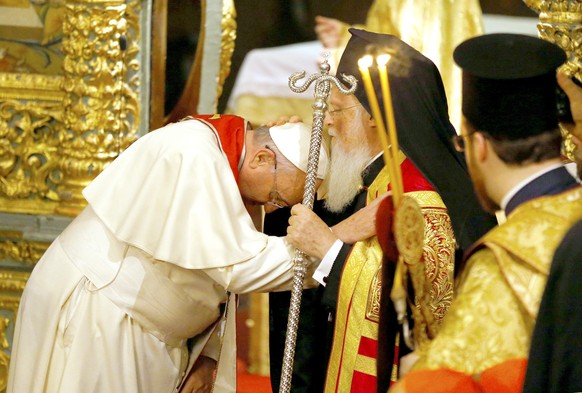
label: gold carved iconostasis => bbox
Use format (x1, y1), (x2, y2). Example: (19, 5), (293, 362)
(0, 0), (235, 389)
(0, 0), (580, 390)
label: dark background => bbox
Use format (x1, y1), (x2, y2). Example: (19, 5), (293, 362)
(164, 0), (537, 115)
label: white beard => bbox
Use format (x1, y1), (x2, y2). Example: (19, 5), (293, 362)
(324, 142), (372, 213)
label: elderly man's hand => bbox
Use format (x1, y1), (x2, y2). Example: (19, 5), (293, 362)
(558, 72), (582, 142)
(262, 115), (303, 128)
(287, 194), (389, 259)
(179, 355), (216, 393)
(331, 193), (389, 244)
(315, 16), (346, 49)
(287, 204), (337, 260)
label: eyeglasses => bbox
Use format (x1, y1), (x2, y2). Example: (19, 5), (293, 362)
(452, 134), (473, 152)
(264, 145), (290, 209)
(328, 104), (360, 118)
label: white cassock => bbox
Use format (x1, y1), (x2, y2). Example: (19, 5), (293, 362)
(7, 120), (314, 393)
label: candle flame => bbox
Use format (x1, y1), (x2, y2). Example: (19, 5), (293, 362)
(358, 55), (374, 69)
(377, 54), (391, 67)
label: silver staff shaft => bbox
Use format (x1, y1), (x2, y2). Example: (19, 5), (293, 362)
(279, 56), (357, 393)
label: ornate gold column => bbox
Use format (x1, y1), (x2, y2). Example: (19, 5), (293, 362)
(524, 0), (582, 158)
(524, 0), (581, 76)
(0, 270), (29, 392)
(56, 0), (140, 216)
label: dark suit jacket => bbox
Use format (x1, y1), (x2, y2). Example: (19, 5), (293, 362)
(523, 219), (582, 393)
(505, 166), (579, 215)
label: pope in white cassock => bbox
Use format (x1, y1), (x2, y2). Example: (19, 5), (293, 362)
(7, 115), (329, 393)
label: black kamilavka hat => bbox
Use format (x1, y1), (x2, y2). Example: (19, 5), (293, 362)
(453, 33), (566, 139)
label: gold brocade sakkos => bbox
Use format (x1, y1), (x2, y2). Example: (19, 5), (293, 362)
(324, 156), (456, 393)
(413, 186), (582, 375)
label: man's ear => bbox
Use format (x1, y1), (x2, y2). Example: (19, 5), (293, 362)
(473, 132), (489, 162)
(367, 114), (376, 129)
(248, 148), (275, 169)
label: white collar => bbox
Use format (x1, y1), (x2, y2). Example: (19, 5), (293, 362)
(366, 151), (384, 168)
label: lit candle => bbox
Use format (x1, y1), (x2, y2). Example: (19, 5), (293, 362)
(377, 54), (403, 200)
(377, 54), (406, 312)
(358, 55), (400, 206)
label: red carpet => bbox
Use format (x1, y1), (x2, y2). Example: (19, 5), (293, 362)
(237, 371), (272, 393)
(237, 359), (272, 393)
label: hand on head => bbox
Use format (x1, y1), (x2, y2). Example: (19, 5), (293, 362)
(315, 16), (345, 49)
(262, 115), (304, 128)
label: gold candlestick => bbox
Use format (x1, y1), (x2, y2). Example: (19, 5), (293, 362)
(358, 55), (401, 206)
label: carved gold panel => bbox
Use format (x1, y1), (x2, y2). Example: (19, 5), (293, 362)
(0, 230), (49, 266)
(0, 270), (29, 392)
(0, 0), (143, 217)
(524, 0), (582, 160)
(1, 0), (237, 217)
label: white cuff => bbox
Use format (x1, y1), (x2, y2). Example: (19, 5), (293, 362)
(313, 239), (344, 286)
